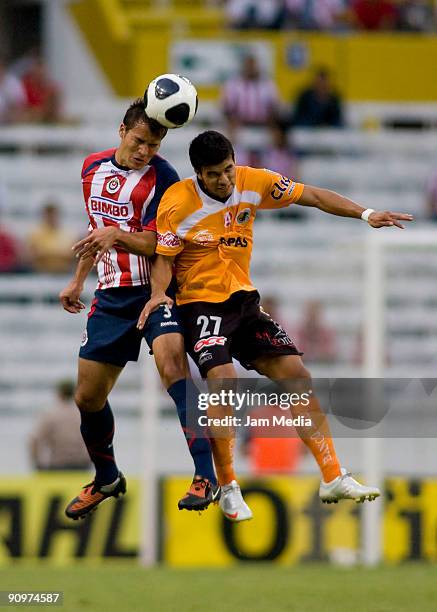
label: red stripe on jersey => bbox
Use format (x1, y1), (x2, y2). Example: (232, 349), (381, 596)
(117, 250), (132, 285)
(129, 165), (156, 230)
(83, 166), (101, 229)
(82, 148), (116, 178)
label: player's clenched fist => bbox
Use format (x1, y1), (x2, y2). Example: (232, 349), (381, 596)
(59, 281), (85, 314)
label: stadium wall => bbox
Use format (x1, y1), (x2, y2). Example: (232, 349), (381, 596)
(65, 0), (437, 102)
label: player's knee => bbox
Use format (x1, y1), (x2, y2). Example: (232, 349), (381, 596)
(295, 363), (312, 380)
(277, 358), (312, 383)
(74, 389), (103, 413)
(159, 358), (186, 389)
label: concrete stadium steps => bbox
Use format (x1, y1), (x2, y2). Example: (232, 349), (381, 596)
(0, 127), (433, 239)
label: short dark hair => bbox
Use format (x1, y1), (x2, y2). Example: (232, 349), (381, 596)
(56, 379), (75, 400)
(122, 98), (168, 139)
(189, 131), (235, 173)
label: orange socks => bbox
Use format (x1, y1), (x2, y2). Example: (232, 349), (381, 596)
(207, 404), (237, 485)
(210, 438), (236, 485)
(292, 395), (341, 483)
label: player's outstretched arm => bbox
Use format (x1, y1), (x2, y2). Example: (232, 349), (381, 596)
(59, 256), (94, 313)
(137, 254), (175, 330)
(297, 185), (414, 229)
(72, 226), (157, 263)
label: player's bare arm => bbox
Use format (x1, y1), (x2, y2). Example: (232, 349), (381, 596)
(297, 185), (414, 229)
(59, 256), (94, 313)
(72, 226), (157, 263)
(137, 254), (175, 330)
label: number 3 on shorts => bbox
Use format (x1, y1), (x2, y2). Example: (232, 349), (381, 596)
(162, 304), (172, 319)
(197, 315), (222, 338)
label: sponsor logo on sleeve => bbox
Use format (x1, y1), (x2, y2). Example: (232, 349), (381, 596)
(157, 231), (182, 248)
(271, 176), (292, 201)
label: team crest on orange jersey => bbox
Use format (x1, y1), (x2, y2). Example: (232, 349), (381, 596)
(236, 208), (251, 224)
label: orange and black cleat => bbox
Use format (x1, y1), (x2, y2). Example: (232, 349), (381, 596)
(178, 477), (221, 512)
(65, 473), (126, 520)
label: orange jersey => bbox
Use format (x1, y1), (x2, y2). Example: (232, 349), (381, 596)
(156, 166), (304, 304)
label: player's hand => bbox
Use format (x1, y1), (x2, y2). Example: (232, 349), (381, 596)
(368, 211), (414, 229)
(137, 294), (174, 330)
(59, 282), (85, 313)
(73, 227), (119, 264)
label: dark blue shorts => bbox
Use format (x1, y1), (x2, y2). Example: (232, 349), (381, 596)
(79, 285), (183, 367)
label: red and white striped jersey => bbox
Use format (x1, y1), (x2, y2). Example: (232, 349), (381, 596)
(81, 148), (179, 289)
(222, 76), (279, 125)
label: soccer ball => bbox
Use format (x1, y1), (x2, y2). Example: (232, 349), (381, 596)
(144, 73), (198, 129)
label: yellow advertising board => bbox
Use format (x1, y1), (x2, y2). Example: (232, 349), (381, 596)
(162, 476), (437, 566)
(1, 474), (437, 564)
(0, 474), (139, 562)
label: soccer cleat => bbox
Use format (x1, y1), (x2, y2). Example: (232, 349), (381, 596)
(219, 480), (253, 522)
(65, 473), (126, 520)
(178, 477), (221, 512)
(319, 468), (381, 504)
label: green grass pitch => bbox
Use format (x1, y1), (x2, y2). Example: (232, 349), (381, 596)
(1, 563), (436, 612)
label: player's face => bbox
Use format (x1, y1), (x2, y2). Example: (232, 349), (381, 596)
(117, 122), (162, 170)
(197, 157), (236, 200)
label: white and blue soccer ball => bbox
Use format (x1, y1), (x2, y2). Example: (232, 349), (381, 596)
(144, 73), (198, 129)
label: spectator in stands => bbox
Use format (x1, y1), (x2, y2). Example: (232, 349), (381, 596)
(261, 294), (283, 323)
(261, 121), (300, 179)
(292, 67), (344, 128)
(425, 169), (437, 222)
(28, 202), (76, 273)
(0, 185), (29, 273)
(398, 0), (432, 32)
(0, 57), (26, 124)
(29, 380), (91, 471)
(222, 54), (281, 132)
(226, 0), (286, 29)
(0, 221), (24, 273)
(21, 55), (62, 124)
(285, 0), (349, 30)
(349, 0), (399, 30)
(295, 300), (337, 363)
(241, 402), (306, 476)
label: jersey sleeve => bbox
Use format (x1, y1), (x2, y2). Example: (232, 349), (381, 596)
(141, 158), (180, 231)
(155, 184), (185, 257)
(255, 168), (304, 210)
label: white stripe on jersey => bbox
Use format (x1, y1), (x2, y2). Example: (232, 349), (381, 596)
(177, 177), (261, 238)
(118, 164), (151, 202)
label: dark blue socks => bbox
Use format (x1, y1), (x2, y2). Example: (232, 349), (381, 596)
(167, 379), (217, 485)
(80, 401), (119, 486)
